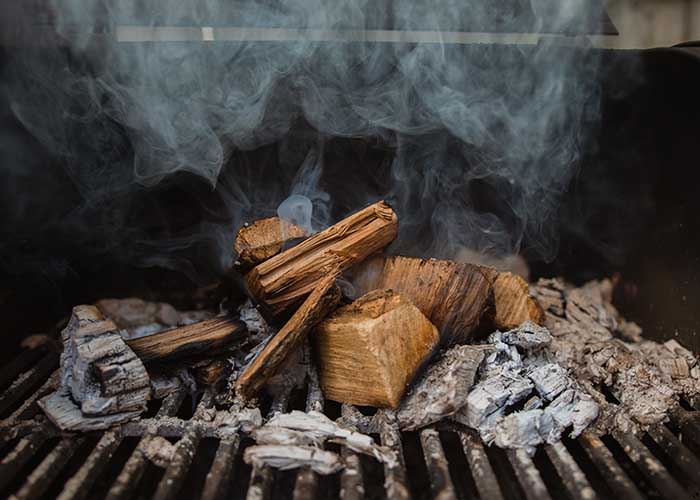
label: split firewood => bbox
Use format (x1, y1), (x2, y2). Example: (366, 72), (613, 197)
(126, 317), (246, 364)
(352, 256), (494, 344)
(479, 269), (544, 330)
(39, 305), (151, 430)
(397, 344), (493, 431)
(245, 200), (398, 318)
(236, 275), (340, 400)
(315, 289), (439, 407)
(234, 217), (308, 270)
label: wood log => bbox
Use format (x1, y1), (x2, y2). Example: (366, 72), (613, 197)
(126, 317), (246, 364)
(352, 256), (494, 344)
(479, 269), (544, 330)
(236, 275), (341, 400)
(245, 201), (398, 318)
(234, 217), (308, 270)
(314, 290), (439, 408)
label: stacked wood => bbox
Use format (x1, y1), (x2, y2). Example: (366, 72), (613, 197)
(236, 275), (341, 400)
(479, 269), (544, 330)
(126, 317), (246, 364)
(245, 201), (398, 318)
(352, 256), (495, 344)
(39, 305), (151, 430)
(234, 217), (308, 270)
(314, 290), (439, 408)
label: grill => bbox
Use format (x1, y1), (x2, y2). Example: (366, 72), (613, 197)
(2, 345), (700, 500)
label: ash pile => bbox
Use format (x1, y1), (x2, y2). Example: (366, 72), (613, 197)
(36, 200), (700, 471)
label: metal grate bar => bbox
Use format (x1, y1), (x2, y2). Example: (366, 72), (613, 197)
(419, 428), (456, 498)
(612, 430), (691, 500)
(544, 441), (598, 500)
(153, 391), (216, 500)
(293, 366), (325, 500)
(647, 424), (700, 486)
(578, 433), (643, 500)
(458, 430), (505, 500)
(4, 370), (59, 427)
(506, 448), (552, 500)
(57, 430), (123, 500)
(340, 447), (364, 500)
(377, 410), (410, 500)
(0, 353), (58, 417)
(11, 437), (85, 500)
(201, 435), (241, 500)
(106, 388), (187, 500)
(0, 429), (49, 493)
(0, 347), (49, 392)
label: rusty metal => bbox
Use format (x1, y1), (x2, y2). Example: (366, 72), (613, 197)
(4, 345), (700, 499)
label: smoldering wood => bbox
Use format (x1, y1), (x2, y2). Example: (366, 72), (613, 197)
(234, 217), (308, 270)
(125, 316), (247, 364)
(57, 305), (151, 419)
(397, 344), (492, 431)
(489, 321), (552, 350)
(315, 289), (439, 408)
(352, 255), (494, 344)
(243, 445), (344, 475)
(236, 275), (340, 400)
(245, 200), (398, 318)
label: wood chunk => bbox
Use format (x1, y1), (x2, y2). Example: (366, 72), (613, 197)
(478, 270), (544, 330)
(236, 275), (340, 400)
(60, 305), (151, 417)
(194, 360), (228, 385)
(397, 344), (492, 431)
(234, 217), (308, 270)
(125, 317), (246, 364)
(352, 256), (494, 344)
(245, 201), (398, 318)
(315, 290), (439, 408)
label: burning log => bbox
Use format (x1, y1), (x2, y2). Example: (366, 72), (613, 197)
(481, 270), (544, 330)
(314, 289), (439, 407)
(236, 275), (341, 400)
(234, 217), (308, 270)
(353, 256), (494, 344)
(245, 201), (398, 318)
(125, 317), (246, 364)
(397, 344), (492, 431)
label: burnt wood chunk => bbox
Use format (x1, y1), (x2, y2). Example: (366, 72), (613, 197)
(126, 317), (246, 364)
(353, 256), (494, 344)
(480, 269), (544, 330)
(39, 391), (142, 431)
(314, 290), (439, 408)
(245, 201), (398, 318)
(237, 275), (341, 400)
(234, 217), (308, 270)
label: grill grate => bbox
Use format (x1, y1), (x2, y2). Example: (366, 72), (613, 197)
(1, 346), (699, 500)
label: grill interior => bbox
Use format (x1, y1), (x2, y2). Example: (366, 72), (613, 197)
(2, 344), (700, 500)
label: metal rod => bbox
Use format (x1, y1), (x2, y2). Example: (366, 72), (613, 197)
(293, 361), (323, 500)
(0, 347), (48, 391)
(506, 448), (552, 500)
(0, 353), (58, 417)
(201, 435), (241, 500)
(544, 441), (598, 500)
(340, 447), (365, 500)
(419, 428), (457, 499)
(612, 430), (690, 500)
(647, 424), (700, 489)
(3, 370), (59, 426)
(578, 432), (644, 500)
(57, 430), (123, 500)
(0, 431), (49, 493)
(11, 437), (84, 500)
(458, 430), (505, 500)
(377, 410), (410, 500)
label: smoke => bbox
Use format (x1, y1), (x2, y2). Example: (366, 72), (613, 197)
(0, 0), (606, 284)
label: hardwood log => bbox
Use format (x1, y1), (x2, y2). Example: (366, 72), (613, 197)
(352, 256), (494, 344)
(314, 290), (439, 408)
(236, 275), (340, 400)
(480, 269), (544, 330)
(126, 317), (246, 364)
(245, 201), (398, 318)
(234, 217), (308, 270)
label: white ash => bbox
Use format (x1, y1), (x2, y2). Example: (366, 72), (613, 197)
(238, 299), (272, 340)
(244, 445), (343, 475)
(527, 363), (570, 401)
(532, 278), (700, 434)
(397, 344), (491, 431)
(141, 436), (176, 468)
(212, 407), (263, 436)
(489, 321), (552, 350)
(256, 410), (396, 465)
